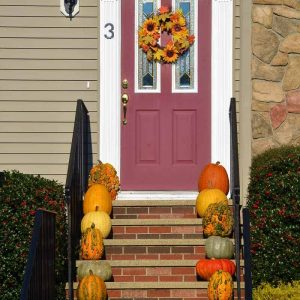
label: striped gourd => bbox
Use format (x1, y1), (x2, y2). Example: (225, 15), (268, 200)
(80, 223), (104, 260)
(208, 270), (233, 300)
(77, 270), (107, 300)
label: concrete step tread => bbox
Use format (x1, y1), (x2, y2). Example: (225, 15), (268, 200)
(112, 218), (202, 226)
(104, 238), (241, 246)
(69, 281), (245, 289)
(76, 259), (245, 267)
(113, 199), (233, 207)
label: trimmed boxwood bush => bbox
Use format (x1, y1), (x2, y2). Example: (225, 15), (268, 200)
(247, 145), (300, 287)
(253, 280), (300, 300)
(0, 171), (67, 300)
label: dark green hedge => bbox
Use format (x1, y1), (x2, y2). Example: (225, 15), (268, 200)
(247, 145), (300, 287)
(0, 171), (67, 300)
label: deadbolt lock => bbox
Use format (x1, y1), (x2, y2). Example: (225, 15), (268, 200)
(122, 79), (129, 89)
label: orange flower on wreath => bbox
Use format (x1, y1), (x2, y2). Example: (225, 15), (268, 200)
(142, 18), (159, 35)
(162, 41), (179, 63)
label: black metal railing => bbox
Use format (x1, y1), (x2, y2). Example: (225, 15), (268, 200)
(229, 97), (241, 299)
(65, 99), (91, 300)
(243, 207), (253, 300)
(20, 209), (56, 300)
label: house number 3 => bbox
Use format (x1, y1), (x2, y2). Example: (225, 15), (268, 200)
(104, 23), (114, 39)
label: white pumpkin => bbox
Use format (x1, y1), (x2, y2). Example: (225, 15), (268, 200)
(81, 210), (112, 238)
(77, 260), (112, 281)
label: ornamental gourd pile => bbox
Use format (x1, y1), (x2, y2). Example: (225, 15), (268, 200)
(195, 161), (235, 300)
(77, 161), (118, 299)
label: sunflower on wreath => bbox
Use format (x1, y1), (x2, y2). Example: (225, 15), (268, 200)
(138, 6), (195, 64)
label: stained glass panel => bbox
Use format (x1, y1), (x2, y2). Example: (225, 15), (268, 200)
(174, 0), (195, 91)
(137, 0), (159, 91)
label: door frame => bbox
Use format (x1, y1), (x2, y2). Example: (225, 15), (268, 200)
(99, 0), (233, 197)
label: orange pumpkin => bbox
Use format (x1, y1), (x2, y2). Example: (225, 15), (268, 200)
(198, 161), (229, 195)
(208, 270), (233, 300)
(83, 184), (112, 215)
(80, 223), (104, 260)
(196, 189), (228, 217)
(77, 270), (107, 300)
(196, 258), (236, 280)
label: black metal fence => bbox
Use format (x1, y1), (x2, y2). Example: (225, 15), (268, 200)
(229, 98), (242, 299)
(229, 97), (253, 300)
(65, 99), (91, 300)
(20, 209), (56, 300)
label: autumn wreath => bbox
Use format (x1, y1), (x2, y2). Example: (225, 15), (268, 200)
(138, 6), (195, 64)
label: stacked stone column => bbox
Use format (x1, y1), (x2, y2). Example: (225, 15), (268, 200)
(252, 0), (300, 156)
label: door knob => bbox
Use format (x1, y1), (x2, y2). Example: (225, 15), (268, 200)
(122, 93), (129, 125)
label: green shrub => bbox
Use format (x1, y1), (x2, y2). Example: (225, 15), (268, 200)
(0, 170), (67, 300)
(253, 281), (300, 300)
(247, 145), (300, 287)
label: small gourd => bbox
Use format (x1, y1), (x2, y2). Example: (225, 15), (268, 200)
(80, 223), (104, 260)
(88, 161), (120, 200)
(77, 270), (107, 300)
(208, 270), (233, 300)
(203, 201), (233, 237)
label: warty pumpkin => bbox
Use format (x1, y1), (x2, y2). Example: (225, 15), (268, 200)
(205, 236), (234, 259)
(203, 201), (234, 237)
(80, 223), (104, 260)
(208, 270), (233, 300)
(196, 189), (228, 217)
(196, 258), (236, 280)
(81, 207), (112, 239)
(88, 160), (120, 200)
(198, 161), (229, 195)
(77, 270), (107, 300)
(77, 260), (112, 282)
(83, 184), (112, 215)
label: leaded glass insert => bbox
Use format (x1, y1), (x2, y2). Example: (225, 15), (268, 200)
(137, 0), (158, 90)
(174, 0), (195, 90)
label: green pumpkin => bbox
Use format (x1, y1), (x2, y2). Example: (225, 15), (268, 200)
(205, 236), (234, 259)
(77, 260), (112, 282)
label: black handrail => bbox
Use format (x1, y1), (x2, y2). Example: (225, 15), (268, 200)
(243, 208), (253, 300)
(20, 209), (56, 300)
(65, 99), (91, 300)
(229, 97), (241, 299)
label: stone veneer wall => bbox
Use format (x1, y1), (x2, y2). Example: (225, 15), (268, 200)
(252, 0), (300, 156)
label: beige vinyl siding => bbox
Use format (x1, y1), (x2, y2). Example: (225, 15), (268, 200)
(0, 0), (99, 184)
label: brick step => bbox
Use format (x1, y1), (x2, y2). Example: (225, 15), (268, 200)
(103, 238), (242, 261)
(76, 259), (244, 283)
(111, 218), (202, 239)
(76, 259), (245, 267)
(112, 199), (234, 219)
(67, 281), (245, 300)
(112, 199), (233, 207)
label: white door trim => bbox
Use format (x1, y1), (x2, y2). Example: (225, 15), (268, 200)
(99, 0), (233, 196)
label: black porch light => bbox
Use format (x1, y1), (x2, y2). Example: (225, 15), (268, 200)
(60, 0), (79, 19)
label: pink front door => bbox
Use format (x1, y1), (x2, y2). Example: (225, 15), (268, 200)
(121, 0), (211, 190)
